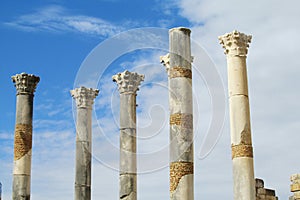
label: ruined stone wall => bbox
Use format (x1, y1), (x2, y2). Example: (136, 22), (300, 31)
(255, 178), (278, 200)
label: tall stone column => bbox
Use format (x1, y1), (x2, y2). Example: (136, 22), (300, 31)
(11, 73), (40, 200)
(219, 30), (255, 200)
(161, 27), (194, 200)
(71, 87), (99, 200)
(112, 70), (144, 200)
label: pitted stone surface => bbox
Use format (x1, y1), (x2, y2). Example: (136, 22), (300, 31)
(219, 30), (252, 56)
(170, 113), (193, 128)
(14, 124), (32, 160)
(112, 70), (144, 94)
(71, 87), (99, 109)
(12, 73), (40, 95)
(170, 162), (193, 192)
(169, 67), (192, 79)
(231, 144), (253, 159)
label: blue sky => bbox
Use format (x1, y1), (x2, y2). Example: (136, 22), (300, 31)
(1, 0), (300, 199)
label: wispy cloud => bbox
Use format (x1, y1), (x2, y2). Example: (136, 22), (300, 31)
(4, 5), (123, 37)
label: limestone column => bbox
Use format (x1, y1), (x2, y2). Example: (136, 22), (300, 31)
(219, 30), (255, 200)
(11, 73), (40, 200)
(161, 27), (194, 200)
(290, 174), (300, 200)
(112, 70), (144, 200)
(71, 87), (99, 200)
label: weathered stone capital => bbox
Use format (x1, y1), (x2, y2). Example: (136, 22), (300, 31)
(70, 86), (99, 109)
(160, 53), (170, 72)
(12, 73), (40, 95)
(219, 30), (252, 56)
(112, 70), (144, 94)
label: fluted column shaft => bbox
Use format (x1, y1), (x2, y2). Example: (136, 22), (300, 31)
(113, 70), (144, 200)
(161, 27), (194, 200)
(11, 73), (40, 200)
(71, 87), (99, 200)
(219, 30), (255, 200)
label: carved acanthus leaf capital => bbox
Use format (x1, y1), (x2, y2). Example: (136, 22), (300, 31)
(219, 30), (252, 56)
(12, 73), (40, 95)
(160, 53), (170, 72)
(112, 70), (144, 94)
(70, 87), (99, 109)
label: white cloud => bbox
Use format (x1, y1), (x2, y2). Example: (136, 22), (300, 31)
(5, 5), (123, 37)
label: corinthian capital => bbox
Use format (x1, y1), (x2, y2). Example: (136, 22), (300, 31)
(70, 87), (99, 109)
(160, 53), (170, 72)
(219, 30), (252, 56)
(112, 70), (144, 94)
(11, 73), (40, 95)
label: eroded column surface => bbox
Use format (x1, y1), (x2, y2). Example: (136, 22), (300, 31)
(219, 30), (255, 200)
(290, 174), (300, 200)
(71, 87), (99, 200)
(161, 27), (194, 200)
(112, 70), (144, 200)
(11, 73), (40, 200)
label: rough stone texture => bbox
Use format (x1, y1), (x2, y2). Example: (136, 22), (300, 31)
(170, 162), (193, 192)
(162, 27), (194, 200)
(11, 73), (39, 200)
(290, 174), (300, 199)
(169, 67), (192, 79)
(219, 31), (255, 200)
(170, 174), (193, 200)
(71, 86), (99, 200)
(255, 178), (278, 200)
(113, 70), (144, 200)
(231, 144), (253, 159)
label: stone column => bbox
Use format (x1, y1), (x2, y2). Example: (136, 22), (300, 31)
(112, 70), (144, 200)
(219, 30), (255, 200)
(0, 182), (2, 200)
(71, 87), (99, 200)
(11, 73), (40, 200)
(290, 174), (300, 200)
(161, 27), (194, 200)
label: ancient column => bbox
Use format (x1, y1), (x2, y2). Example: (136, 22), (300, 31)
(112, 70), (144, 200)
(0, 182), (2, 200)
(290, 174), (300, 200)
(71, 87), (99, 200)
(11, 73), (40, 200)
(219, 30), (255, 200)
(160, 27), (194, 200)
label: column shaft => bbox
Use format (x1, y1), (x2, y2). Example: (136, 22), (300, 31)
(119, 94), (137, 200)
(219, 30), (255, 200)
(163, 27), (194, 200)
(71, 87), (99, 200)
(75, 108), (92, 200)
(11, 73), (39, 200)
